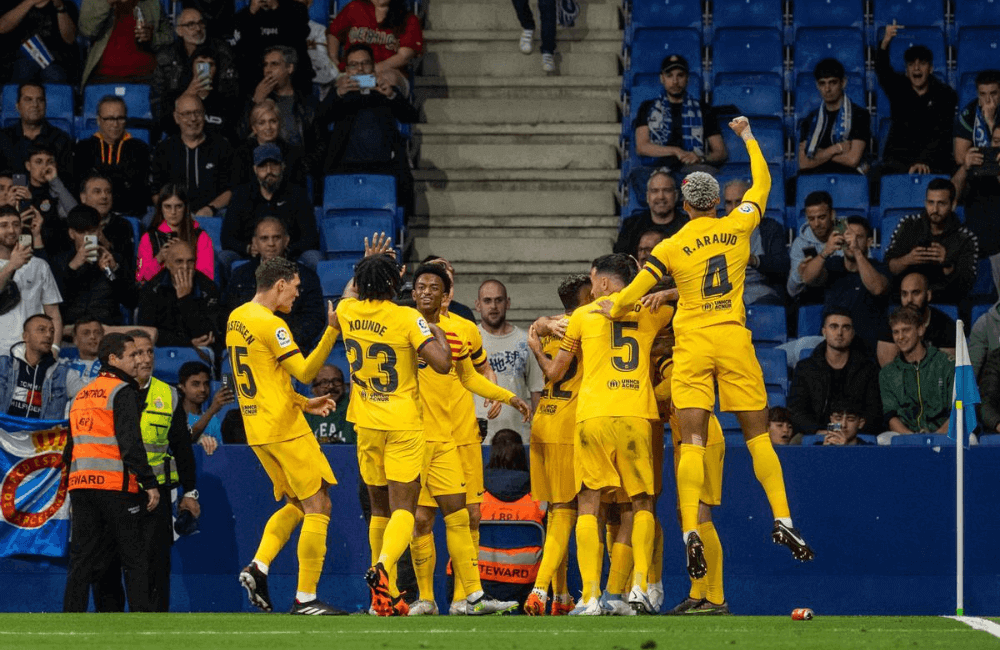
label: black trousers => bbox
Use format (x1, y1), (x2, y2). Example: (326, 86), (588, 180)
(63, 489), (150, 612)
(511, 0), (557, 53)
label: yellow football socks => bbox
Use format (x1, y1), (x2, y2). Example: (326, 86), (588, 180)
(552, 551), (569, 598)
(677, 445), (707, 533)
(699, 521), (725, 604)
(606, 542), (634, 595)
(445, 509), (481, 596)
(410, 533), (436, 602)
(296, 513), (329, 596)
(631, 510), (655, 591)
(368, 516), (389, 566)
(255, 503), (304, 567)
(576, 514), (601, 602)
(746, 433), (791, 520)
(533, 508), (576, 592)
(453, 527), (480, 601)
(650, 520), (663, 584)
(377, 509), (415, 571)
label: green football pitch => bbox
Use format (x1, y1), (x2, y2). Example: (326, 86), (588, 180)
(0, 614), (998, 650)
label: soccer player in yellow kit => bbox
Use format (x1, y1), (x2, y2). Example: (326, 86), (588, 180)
(407, 264), (531, 616)
(230, 258), (344, 615)
(604, 117), (815, 580)
(522, 273), (592, 616)
(336, 254), (454, 616)
(534, 254), (674, 615)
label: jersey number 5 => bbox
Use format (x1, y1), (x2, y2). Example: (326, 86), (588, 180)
(611, 322), (639, 372)
(230, 346), (258, 399)
(702, 254), (734, 298)
(345, 340), (399, 393)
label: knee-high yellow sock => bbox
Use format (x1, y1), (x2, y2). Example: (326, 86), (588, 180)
(605, 523), (620, 560)
(533, 508), (576, 591)
(631, 510), (655, 591)
(296, 513), (329, 597)
(677, 445), (706, 533)
(377, 510), (415, 572)
(746, 433), (791, 520)
(650, 520), (663, 584)
(575, 514), (601, 602)
(255, 504), (304, 566)
(410, 534), (436, 602)
(699, 521), (725, 604)
(553, 551), (569, 598)
(444, 510), (481, 597)
(368, 516), (389, 566)
(606, 542), (634, 595)
(453, 528), (479, 601)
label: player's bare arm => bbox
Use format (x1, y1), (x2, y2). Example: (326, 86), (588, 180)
(640, 288), (679, 312)
(509, 395), (532, 423)
(303, 394), (337, 416)
(420, 322), (452, 373)
(531, 314), (568, 339)
(528, 325), (573, 383)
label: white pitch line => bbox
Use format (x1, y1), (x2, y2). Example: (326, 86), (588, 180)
(0, 628), (973, 637)
(943, 616), (1000, 640)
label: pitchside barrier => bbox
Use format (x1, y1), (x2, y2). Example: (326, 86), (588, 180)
(1, 445), (997, 615)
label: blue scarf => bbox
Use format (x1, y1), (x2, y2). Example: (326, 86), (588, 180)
(646, 93), (705, 157)
(805, 100), (853, 159)
(972, 104), (992, 148)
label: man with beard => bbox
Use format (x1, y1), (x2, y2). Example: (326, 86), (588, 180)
(303, 365), (354, 444)
(876, 271), (956, 366)
(221, 143), (319, 269)
(614, 170), (688, 258)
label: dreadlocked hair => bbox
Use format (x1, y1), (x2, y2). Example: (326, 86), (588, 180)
(355, 254), (401, 301)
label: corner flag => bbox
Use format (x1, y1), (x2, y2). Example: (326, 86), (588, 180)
(948, 320), (979, 449)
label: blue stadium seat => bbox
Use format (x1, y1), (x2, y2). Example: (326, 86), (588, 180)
(972, 302), (993, 328)
(879, 174), (950, 210)
(208, 380), (239, 426)
(320, 212), (396, 255)
(1, 83), (74, 135)
(197, 217), (223, 252)
(954, 1), (1000, 32)
(714, 163), (785, 211)
(793, 72), (866, 129)
(719, 119), (784, 164)
(723, 433), (747, 445)
(627, 0), (702, 40)
(716, 411), (742, 434)
(931, 303), (959, 321)
(316, 258), (357, 299)
(711, 28), (783, 80)
(153, 347), (203, 384)
(711, 0), (783, 30)
(757, 347), (788, 392)
(890, 434), (954, 446)
(958, 73), (979, 110)
(746, 304), (787, 345)
(323, 174), (396, 212)
(792, 0), (864, 31)
(797, 304), (824, 337)
(767, 389), (786, 408)
(123, 217), (142, 256)
(309, 0), (330, 24)
(712, 73), (783, 117)
(794, 28), (866, 78)
(796, 174), (869, 213)
(957, 28), (1000, 82)
(880, 208), (912, 247)
(979, 433), (1000, 445)
(874, 0), (945, 31)
(627, 28), (702, 89)
(82, 84), (152, 132)
(970, 259), (997, 303)
(327, 340), (351, 386)
(799, 434), (823, 445)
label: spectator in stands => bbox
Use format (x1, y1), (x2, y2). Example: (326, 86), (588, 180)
(876, 271), (956, 367)
(52, 205), (134, 329)
(0, 205), (62, 352)
(78, 173), (137, 281)
(875, 23), (957, 175)
(159, 46), (241, 142)
(137, 185), (214, 284)
(321, 43), (417, 219)
(723, 179), (787, 306)
(879, 305), (954, 437)
(0, 313), (67, 417)
(65, 316), (103, 398)
(0, 172), (10, 205)
(25, 144), (76, 244)
(177, 360), (230, 454)
(222, 144), (318, 268)
(787, 191), (836, 301)
(954, 70), (1000, 168)
(475, 279), (543, 443)
(184, 0), (234, 41)
(635, 230), (664, 267)
(797, 58), (870, 176)
(768, 406), (794, 445)
(971, 298), (1000, 378)
(816, 403), (871, 446)
(150, 95), (233, 217)
(327, 0), (422, 92)
(613, 170), (687, 256)
(151, 7), (238, 133)
(231, 0), (312, 97)
(305, 364), (354, 443)
(225, 217), (324, 350)
(628, 54), (726, 206)
(509, 0), (555, 72)
(291, 0), (338, 99)
(0, 83), (73, 181)
(0, 0), (78, 83)
(952, 122), (1000, 295)
(4, 174), (46, 252)
(233, 99), (308, 188)
(73, 96), (150, 217)
(246, 46), (318, 148)
(79, 0), (172, 86)
(788, 309), (882, 436)
(884, 178), (978, 300)
(976, 348), (1000, 435)
(137, 239), (221, 348)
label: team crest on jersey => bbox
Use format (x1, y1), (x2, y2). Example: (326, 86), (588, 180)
(416, 317), (432, 337)
(275, 327), (292, 348)
(154, 397), (164, 409)
(738, 204), (754, 213)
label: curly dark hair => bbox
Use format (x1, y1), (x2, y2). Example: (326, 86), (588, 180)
(355, 254), (400, 301)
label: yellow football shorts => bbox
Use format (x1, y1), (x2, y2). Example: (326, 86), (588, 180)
(530, 442), (577, 504)
(455, 442), (485, 505)
(670, 413), (725, 506)
(356, 426), (425, 486)
(574, 416), (655, 498)
(672, 324), (767, 412)
(252, 432), (337, 502)
(418, 439), (468, 507)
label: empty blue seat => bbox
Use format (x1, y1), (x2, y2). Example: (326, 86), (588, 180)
(796, 174), (869, 213)
(955, 0), (1000, 32)
(323, 174), (396, 212)
(797, 304), (824, 337)
(874, 0), (945, 31)
(767, 389), (786, 408)
(980, 434), (1000, 445)
(793, 72), (866, 129)
(879, 173), (950, 210)
(880, 208), (913, 247)
(2, 83), (74, 135)
(316, 258), (357, 298)
(757, 347), (789, 391)
(82, 84), (152, 132)
(309, 0), (330, 24)
(154, 347), (203, 385)
(890, 434), (954, 446)
(931, 303), (959, 321)
(712, 73), (783, 117)
(627, 28), (702, 88)
(320, 212), (396, 255)
(326, 340), (351, 386)
(957, 28), (1000, 81)
(712, 28), (783, 81)
(716, 411), (742, 434)
(794, 28), (866, 78)
(719, 119), (784, 164)
(712, 0), (782, 30)
(971, 259), (997, 302)
(714, 163), (785, 211)
(627, 0), (702, 36)
(972, 302), (993, 328)
(793, 0), (864, 30)
(197, 216), (223, 252)
(746, 304), (788, 345)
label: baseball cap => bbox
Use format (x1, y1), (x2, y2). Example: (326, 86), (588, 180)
(660, 54), (689, 74)
(253, 143), (282, 166)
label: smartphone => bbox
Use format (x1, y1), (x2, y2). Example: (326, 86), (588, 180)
(803, 246), (818, 258)
(11, 174), (26, 188)
(221, 373), (233, 391)
(834, 217), (847, 235)
(972, 146), (1000, 176)
(133, 6), (145, 28)
(18, 234), (31, 249)
(84, 234), (99, 262)
(355, 74), (377, 89)
(917, 237), (933, 248)
(196, 61), (211, 80)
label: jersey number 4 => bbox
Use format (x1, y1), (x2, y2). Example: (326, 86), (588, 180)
(345, 340), (399, 392)
(702, 254), (734, 298)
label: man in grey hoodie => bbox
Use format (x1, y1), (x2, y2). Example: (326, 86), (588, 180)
(788, 190), (837, 301)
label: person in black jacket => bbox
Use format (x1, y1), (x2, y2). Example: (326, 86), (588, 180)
(787, 309), (882, 435)
(231, 0), (312, 98)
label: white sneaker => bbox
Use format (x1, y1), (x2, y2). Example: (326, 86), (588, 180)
(599, 590), (636, 616)
(569, 597), (602, 615)
(519, 29), (534, 54)
(449, 600), (468, 615)
(647, 581), (664, 612)
(542, 53), (555, 72)
(627, 585), (656, 615)
(408, 599), (439, 616)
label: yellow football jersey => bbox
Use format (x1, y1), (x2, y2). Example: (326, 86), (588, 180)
(336, 298), (435, 431)
(418, 313), (467, 443)
(561, 292), (674, 422)
(446, 313), (490, 446)
(532, 319), (581, 445)
(226, 302), (326, 445)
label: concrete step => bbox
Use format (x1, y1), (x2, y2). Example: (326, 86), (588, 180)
(412, 236), (610, 264)
(414, 168), (621, 185)
(417, 189), (615, 216)
(422, 98), (618, 125)
(422, 51), (619, 77)
(413, 225), (616, 240)
(426, 2), (620, 31)
(417, 133), (619, 145)
(423, 28), (623, 44)
(454, 282), (571, 309)
(411, 214), (619, 230)
(427, 38), (622, 54)
(417, 123), (621, 137)
(417, 143), (618, 170)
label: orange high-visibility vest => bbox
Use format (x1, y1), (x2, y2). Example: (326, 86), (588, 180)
(67, 375), (139, 493)
(477, 491), (545, 584)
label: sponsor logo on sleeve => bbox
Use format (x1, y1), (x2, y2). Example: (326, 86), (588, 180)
(275, 327), (292, 348)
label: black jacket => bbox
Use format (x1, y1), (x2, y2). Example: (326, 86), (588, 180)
(222, 180), (317, 258)
(613, 210), (689, 257)
(137, 382), (197, 493)
(137, 268), (222, 347)
(787, 339), (882, 434)
(150, 133), (234, 212)
(320, 89), (418, 173)
(883, 211), (979, 299)
(0, 120), (75, 183)
(73, 135), (151, 217)
(52, 246), (136, 326)
(151, 37), (240, 130)
(230, 1), (312, 96)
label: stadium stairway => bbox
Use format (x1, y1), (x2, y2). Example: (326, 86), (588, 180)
(412, 0), (622, 325)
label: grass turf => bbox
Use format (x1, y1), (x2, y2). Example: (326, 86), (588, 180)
(0, 614), (997, 650)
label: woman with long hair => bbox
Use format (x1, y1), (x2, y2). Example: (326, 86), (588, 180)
(136, 184), (216, 283)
